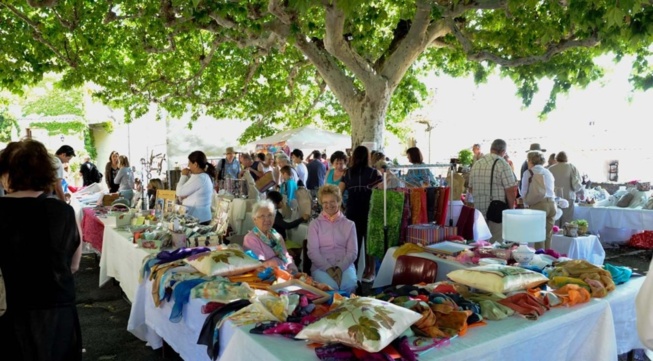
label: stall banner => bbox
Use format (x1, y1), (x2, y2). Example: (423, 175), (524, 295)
(405, 224), (457, 245)
(255, 141), (290, 156)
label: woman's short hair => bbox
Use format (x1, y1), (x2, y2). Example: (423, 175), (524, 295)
(555, 151), (568, 163)
(527, 151), (546, 166)
(0, 139), (56, 192)
(317, 184), (342, 205)
(148, 178), (164, 190)
(330, 150), (347, 164)
(280, 165), (292, 175)
(251, 199), (275, 218)
(119, 155), (130, 167)
(267, 190), (284, 207)
(406, 147), (424, 164)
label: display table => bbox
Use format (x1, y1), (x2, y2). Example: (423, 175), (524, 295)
(128, 275), (623, 361)
(82, 208), (105, 253)
(550, 234), (605, 265)
(98, 223), (155, 303)
(605, 276), (646, 355)
(372, 247), (469, 289)
(574, 206), (653, 243)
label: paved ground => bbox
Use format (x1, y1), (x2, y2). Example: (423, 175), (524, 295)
(75, 246), (653, 361)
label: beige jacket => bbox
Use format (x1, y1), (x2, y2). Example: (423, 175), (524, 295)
(548, 162), (582, 200)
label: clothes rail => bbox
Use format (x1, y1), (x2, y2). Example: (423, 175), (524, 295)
(382, 162), (458, 253)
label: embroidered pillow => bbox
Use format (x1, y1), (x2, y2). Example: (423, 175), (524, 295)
(447, 264), (548, 294)
(184, 248), (260, 276)
(295, 297), (421, 353)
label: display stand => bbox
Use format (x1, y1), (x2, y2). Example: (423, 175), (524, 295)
(382, 163), (453, 253)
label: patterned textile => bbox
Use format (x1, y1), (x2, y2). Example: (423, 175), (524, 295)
(251, 226), (288, 264)
(398, 189), (411, 243)
(436, 186), (451, 226)
(409, 188), (427, 224)
(366, 189), (405, 259)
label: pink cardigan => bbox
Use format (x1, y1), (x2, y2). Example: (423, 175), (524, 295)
(243, 231), (293, 269)
(307, 212), (357, 272)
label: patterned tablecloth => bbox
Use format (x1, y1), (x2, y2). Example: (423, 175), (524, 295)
(82, 207), (105, 253)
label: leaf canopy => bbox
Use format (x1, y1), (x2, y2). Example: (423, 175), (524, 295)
(0, 0), (652, 143)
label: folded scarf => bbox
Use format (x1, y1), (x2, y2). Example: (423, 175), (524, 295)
(604, 263), (633, 285)
(498, 292), (549, 320)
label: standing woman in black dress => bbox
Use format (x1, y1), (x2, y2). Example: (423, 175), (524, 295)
(105, 150), (120, 193)
(339, 145), (382, 282)
(0, 139), (82, 361)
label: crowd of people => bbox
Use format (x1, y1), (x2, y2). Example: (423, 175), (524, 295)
(1, 138), (652, 360)
(469, 140), (584, 248)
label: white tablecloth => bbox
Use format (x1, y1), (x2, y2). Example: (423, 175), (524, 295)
(605, 276), (646, 354)
(124, 255), (650, 360)
(372, 247), (469, 289)
(574, 206), (653, 243)
(550, 234), (605, 265)
(128, 276), (619, 361)
(98, 222), (154, 303)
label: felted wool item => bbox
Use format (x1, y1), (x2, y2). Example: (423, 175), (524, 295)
(295, 297), (421, 353)
(447, 265), (549, 294)
(184, 248), (261, 276)
(367, 189), (405, 259)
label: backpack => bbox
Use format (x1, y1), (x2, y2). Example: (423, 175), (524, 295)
(524, 169), (546, 206)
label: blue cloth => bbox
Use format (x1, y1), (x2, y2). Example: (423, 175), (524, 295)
(170, 278), (208, 323)
(604, 263), (633, 285)
(157, 247), (210, 263)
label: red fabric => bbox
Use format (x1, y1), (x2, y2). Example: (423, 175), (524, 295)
(437, 187), (450, 226)
(628, 231), (653, 249)
(82, 208), (105, 253)
(456, 205), (475, 241)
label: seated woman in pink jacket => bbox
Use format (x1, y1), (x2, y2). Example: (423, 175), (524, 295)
(243, 200), (298, 273)
(307, 184), (358, 293)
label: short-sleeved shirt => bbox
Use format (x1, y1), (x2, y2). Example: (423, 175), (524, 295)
(469, 154), (517, 216)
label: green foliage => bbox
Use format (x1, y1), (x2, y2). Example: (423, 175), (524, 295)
(0, 98), (19, 142)
(100, 121), (114, 134)
(84, 128), (97, 160)
(572, 219), (589, 227)
(29, 121), (86, 136)
(458, 149), (473, 166)
(22, 82), (84, 117)
(1, 0), (652, 143)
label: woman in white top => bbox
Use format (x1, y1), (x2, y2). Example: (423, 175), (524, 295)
(176, 150), (216, 224)
(114, 155), (135, 204)
(520, 151), (556, 250)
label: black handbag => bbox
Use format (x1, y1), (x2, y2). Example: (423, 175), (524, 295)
(486, 159), (509, 223)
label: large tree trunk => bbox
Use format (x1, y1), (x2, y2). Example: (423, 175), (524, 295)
(349, 90), (391, 151)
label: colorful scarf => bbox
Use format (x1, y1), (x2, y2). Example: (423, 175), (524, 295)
(252, 226), (288, 264)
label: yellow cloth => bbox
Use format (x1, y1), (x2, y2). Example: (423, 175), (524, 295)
(393, 243), (426, 258)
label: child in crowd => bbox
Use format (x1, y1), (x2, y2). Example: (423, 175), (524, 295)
(279, 165), (297, 203)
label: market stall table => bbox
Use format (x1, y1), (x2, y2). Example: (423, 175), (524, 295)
(82, 208), (105, 254)
(128, 276), (623, 361)
(605, 275), (646, 355)
(574, 206), (653, 243)
(550, 234), (605, 265)
(98, 222), (155, 303)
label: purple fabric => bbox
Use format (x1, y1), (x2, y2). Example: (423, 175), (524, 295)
(157, 247), (211, 263)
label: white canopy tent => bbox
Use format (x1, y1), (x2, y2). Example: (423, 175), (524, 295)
(246, 125), (351, 155)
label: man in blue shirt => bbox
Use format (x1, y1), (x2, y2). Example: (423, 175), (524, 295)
(218, 147), (240, 180)
(306, 150), (326, 190)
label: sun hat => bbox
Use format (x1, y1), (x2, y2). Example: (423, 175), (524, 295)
(526, 143), (546, 152)
(225, 147), (235, 154)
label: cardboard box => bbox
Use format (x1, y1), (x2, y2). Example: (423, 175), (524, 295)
(405, 224), (457, 245)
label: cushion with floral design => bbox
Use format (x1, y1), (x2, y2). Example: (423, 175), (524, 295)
(184, 248), (260, 276)
(295, 297), (421, 353)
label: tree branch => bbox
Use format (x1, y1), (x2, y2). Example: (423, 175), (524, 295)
(380, 0), (434, 87)
(323, 3), (376, 87)
(448, 19), (600, 67)
(0, 2), (78, 68)
(302, 76), (327, 118)
(26, 0), (58, 8)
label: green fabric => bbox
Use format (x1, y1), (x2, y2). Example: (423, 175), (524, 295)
(366, 189), (405, 259)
